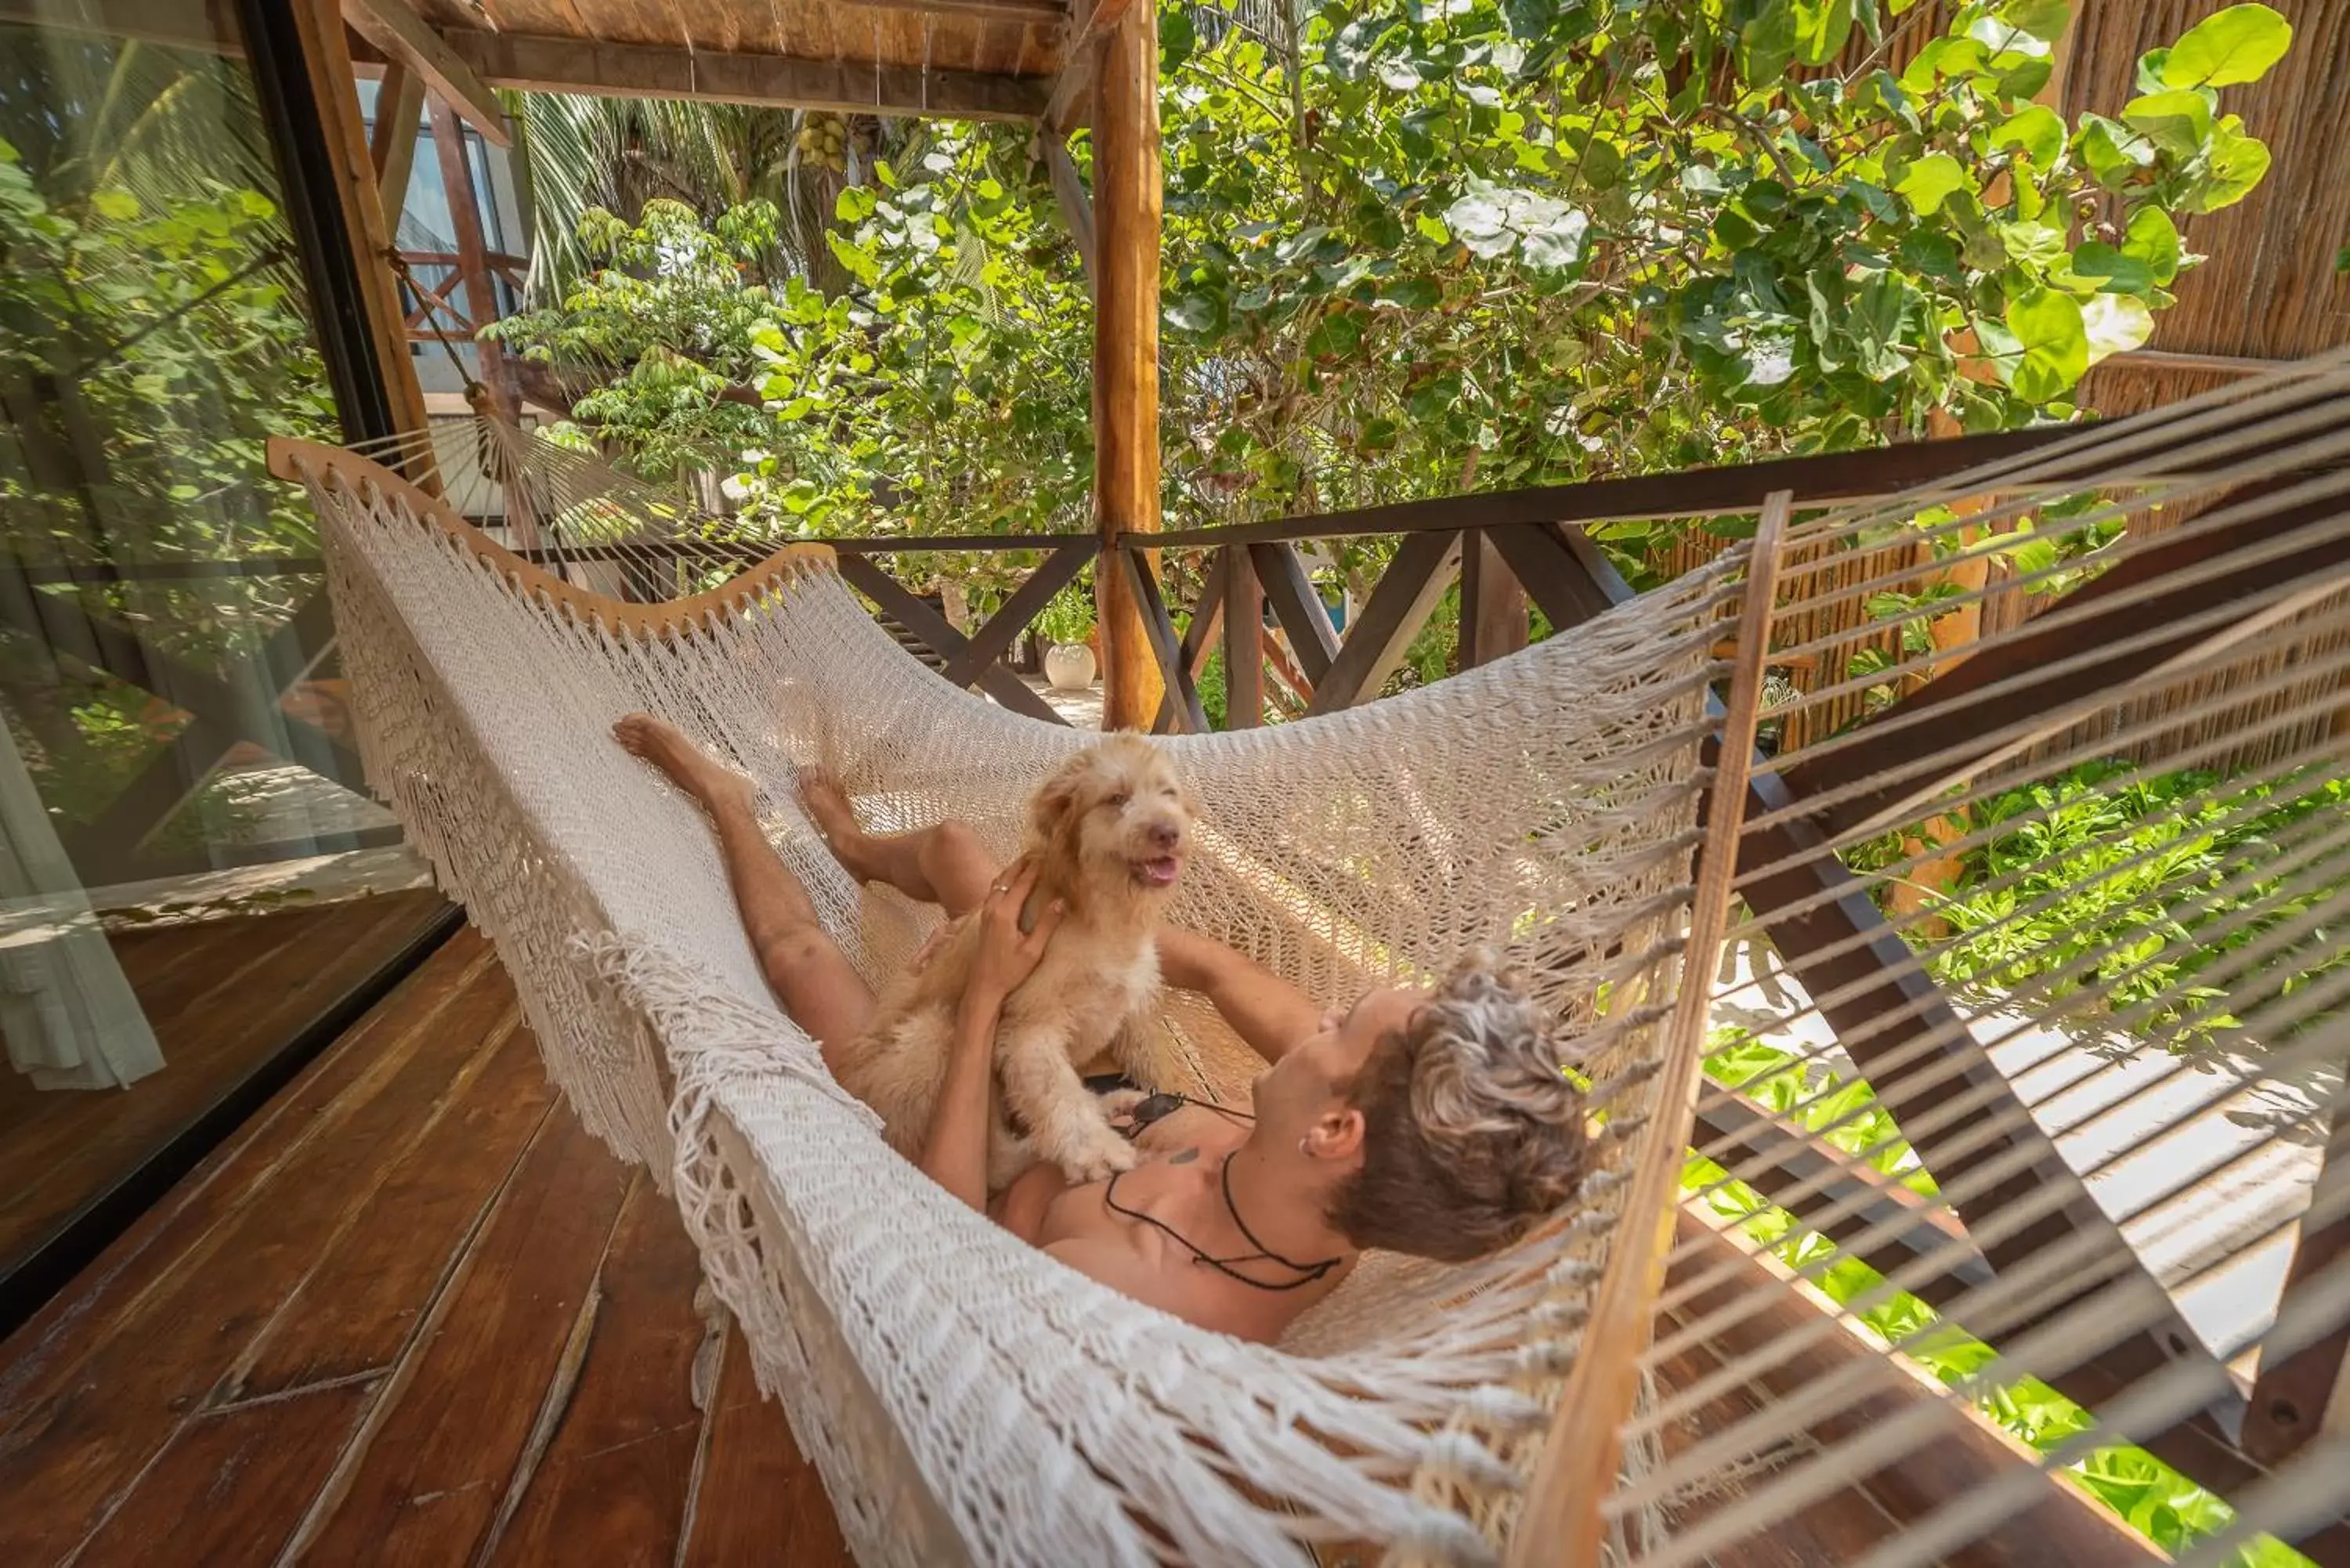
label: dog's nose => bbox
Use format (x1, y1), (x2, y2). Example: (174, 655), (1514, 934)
(1148, 822), (1181, 851)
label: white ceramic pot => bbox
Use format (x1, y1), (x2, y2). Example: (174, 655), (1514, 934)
(1043, 641), (1097, 692)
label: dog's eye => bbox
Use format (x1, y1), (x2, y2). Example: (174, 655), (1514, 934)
(1103, 790), (1130, 810)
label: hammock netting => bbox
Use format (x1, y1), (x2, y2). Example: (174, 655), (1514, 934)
(272, 352), (2350, 1567)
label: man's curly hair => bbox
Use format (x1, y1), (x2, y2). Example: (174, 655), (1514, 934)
(1327, 951), (1588, 1263)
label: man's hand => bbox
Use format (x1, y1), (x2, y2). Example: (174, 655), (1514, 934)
(964, 859), (1064, 1014)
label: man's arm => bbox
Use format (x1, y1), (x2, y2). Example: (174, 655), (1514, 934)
(1155, 927), (1323, 1063)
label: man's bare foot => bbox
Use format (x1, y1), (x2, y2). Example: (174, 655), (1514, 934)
(797, 766), (877, 880)
(614, 713), (755, 818)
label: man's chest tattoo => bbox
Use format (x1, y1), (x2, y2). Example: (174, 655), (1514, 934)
(1166, 1147), (1199, 1165)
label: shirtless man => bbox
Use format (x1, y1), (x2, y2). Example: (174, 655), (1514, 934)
(616, 714), (1589, 1344)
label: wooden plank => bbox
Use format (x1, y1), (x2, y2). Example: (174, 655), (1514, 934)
(1689, 1090), (1994, 1310)
(371, 60), (426, 239)
(0, 924), (498, 1565)
(1300, 530), (1461, 717)
(1115, 547), (1206, 735)
(2243, 1083), (2350, 1463)
(289, 0), (433, 445)
(1090, 0), (1163, 732)
(291, 1103), (634, 1565)
(484, 1176), (710, 1567)
(426, 92), (522, 429)
(1666, 1205), (2167, 1566)
(938, 540), (1096, 687)
(222, 992), (544, 1401)
(1141, 423), (2123, 549)
(1249, 541), (1339, 685)
(680, 1326), (854, 1568)
(443, 31), (1047, 123)
(1484, 518), (1616, 633)
(71, 1382), (374, 1568)
(1043, 132), (1096, 288)
(833, 555), (1068, 724)
(1458, 529), (1528, 670)
(1179, 548), (1227, 679)
(1221, 543), (1263, 729)
(343, 0), (510, 146)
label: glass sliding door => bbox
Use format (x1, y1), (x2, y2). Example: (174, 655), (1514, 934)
(0, 0), (449, 1318)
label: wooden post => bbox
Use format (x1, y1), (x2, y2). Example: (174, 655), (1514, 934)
(1220, 544), (1263, 728)
(371, 61), (425, 220)
(1459, 529), (1528, 670)
(1090, 0), (1164, 732)
(426, 94), (522, 433)
(289, 0), (431, 446)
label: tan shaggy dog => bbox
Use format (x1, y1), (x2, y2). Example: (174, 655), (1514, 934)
(837, 735), (1197, 1190)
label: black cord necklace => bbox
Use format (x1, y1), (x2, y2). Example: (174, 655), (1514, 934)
(1101, 1096), (1345, 1292)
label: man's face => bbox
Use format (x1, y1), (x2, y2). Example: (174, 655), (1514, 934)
(1254, 986), (1426, 1158)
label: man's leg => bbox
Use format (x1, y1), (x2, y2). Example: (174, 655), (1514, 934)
(797, 767), (999, 916)
(615, 714), (875, 1071)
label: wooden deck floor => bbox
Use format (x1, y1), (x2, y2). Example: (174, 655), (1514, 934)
(0, 926), (849, 1568)
(0, 888), (451, 1285)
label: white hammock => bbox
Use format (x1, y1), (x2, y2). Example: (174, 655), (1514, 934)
(268, 353), (2350, 1566)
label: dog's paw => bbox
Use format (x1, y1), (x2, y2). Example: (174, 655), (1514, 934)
(1097, 1086), (1149, 1130)
(1054, 1128), (1141, 1185)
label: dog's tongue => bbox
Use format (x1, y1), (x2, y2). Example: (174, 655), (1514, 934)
(1141, 856), (1181, 887)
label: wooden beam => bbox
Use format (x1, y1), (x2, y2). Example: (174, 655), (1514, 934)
(938, 540), (1096, 687)
(833, 555), (1068, 725)
(1300, 531), (1461, 717)
(342, 0), (510, 146)
(1136, 423), (2124, 549)
(1043, 133), (1096, 291)
(1116, 548), (1206, 735)
(1457, 529), (1528, 670)
(1090, 0), (1162, 731)
(1044, 0), (1137, 130)
(1249, 542), (1339, 685)
(2243, 1083), (2350, 1463)
(371, 60), (426, 220)
(1483, 520), (1614, 634)
(1221, 544), (1263, 729)
(441, 31), (1047, 123)
(2105, 347), (2303, 379)
(291, 0), (432, 446)
(425, 94), (522, 436)
(849, 0), (1065, 20)
(1177, 550), (1228, 680)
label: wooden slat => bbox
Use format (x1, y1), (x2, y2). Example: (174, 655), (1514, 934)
(1458, 529), (1528, 670)
(938, 540), (1095, 687)
(1139, 424), (2122, 549)
(1484, 518), (1617, 632)
(1249, 540), (1340, 685)
(70, 1383), (374, 1568)
(442, 30), (1048, 122)
(344, 0), (510, 145)
(679, 1326), (854, 1568)
(1179, 547), (1227, 679)
(1300, 530), (1461, 717)
(222, 998), (544, 1400)
(483, 1176), (710, 1566)
(1222, 543), (1263, 728)
(2243, 1083), (2350, 1463)
(291, 1104), (634, 1563)
(833, 554), (1068, 724)
(0, 919), (489, 1565)
(1665, 1205), (2167, 1566)
(1115, 547), (1206, 735)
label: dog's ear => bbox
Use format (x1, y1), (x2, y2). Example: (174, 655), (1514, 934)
(1030, 764), (1087, 844)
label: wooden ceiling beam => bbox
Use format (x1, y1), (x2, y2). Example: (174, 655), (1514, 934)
(440, 31), (1047, 123)
(846, 0), (1067, 21)
(1043, 0), (1135, 131)
(341, 0), (511, 146)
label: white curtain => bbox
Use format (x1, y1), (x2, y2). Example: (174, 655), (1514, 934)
(0, 716), (163, 1091)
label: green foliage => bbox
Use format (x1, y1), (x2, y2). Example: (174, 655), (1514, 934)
(1690, 1033), (2314, 1568)
(1853, 761), (2350, 1044)
(1033, 577), (1097, 646)
(491, 0), (2290, 598)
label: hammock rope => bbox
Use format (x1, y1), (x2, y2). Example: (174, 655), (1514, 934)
(268, 349), (2350, 1565)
